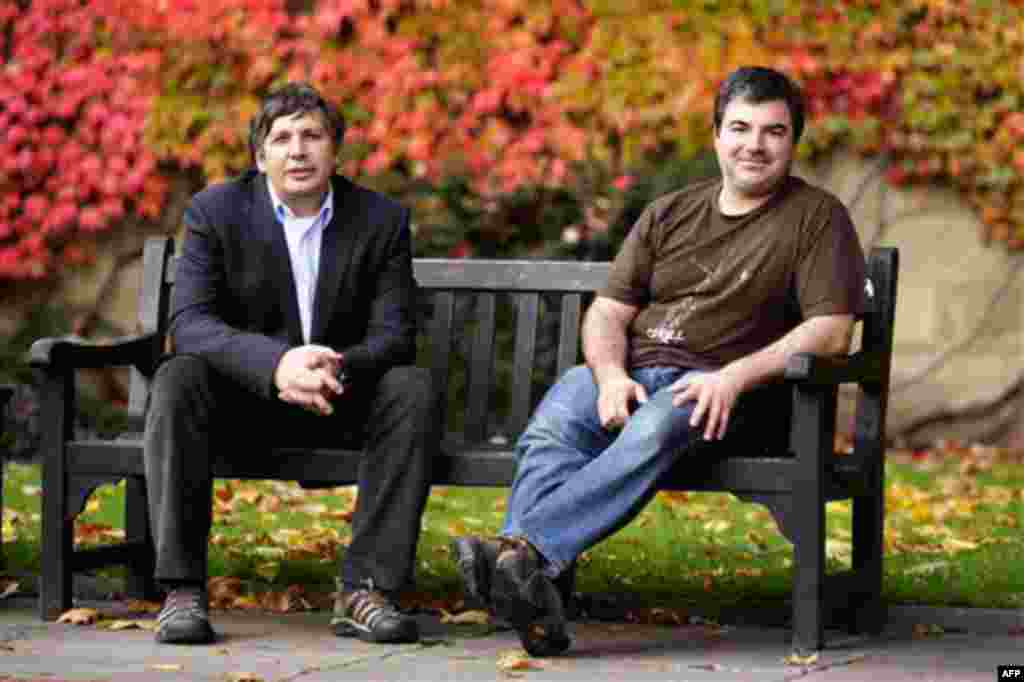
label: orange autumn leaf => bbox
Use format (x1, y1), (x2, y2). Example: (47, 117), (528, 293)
(57, 608), (100, 625)
(497, 649), (541, 671)
(124, 599), (162, 614)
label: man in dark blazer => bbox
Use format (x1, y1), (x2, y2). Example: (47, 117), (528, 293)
(144, 83), (434, 645)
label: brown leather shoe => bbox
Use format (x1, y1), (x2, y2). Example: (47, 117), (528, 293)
(449, 535), (505, 609)
(490, 536), (571, 656)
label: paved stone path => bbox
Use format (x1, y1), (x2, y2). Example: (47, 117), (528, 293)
(1, 597), (1021, 681)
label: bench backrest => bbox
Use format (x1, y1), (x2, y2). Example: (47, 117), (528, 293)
(129, 237), (897, 448)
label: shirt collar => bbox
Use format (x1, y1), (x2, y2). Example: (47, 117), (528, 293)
(266, 176), (334, 226)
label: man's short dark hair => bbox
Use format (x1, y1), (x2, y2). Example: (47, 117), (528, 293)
(249, 82), (346, 163)
(713, 67), (806, 144)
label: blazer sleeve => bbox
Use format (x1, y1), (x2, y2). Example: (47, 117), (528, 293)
(169, 193), (290, 400)
(338, 206), (417, 380)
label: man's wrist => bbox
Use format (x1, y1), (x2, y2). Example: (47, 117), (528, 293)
(720, 359), (758, 393)
(590, 363), (630, 389)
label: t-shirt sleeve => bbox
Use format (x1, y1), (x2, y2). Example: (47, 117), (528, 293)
(599, 204), (656, 306)
(796, 200), (867, 318)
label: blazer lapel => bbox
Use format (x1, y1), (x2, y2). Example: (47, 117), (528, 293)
(256, 176), (304, 345)
(311, 176), (355, 342)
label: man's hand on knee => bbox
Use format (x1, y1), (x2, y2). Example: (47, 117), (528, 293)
(274, 345), (345, 415)
(669, 370), (744, 441)
(596, 376), (648, 430)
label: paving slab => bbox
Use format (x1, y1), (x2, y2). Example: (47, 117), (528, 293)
(1, 597), (1021, 681)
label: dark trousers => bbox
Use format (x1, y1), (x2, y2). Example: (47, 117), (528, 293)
(143, 355), (434, 593)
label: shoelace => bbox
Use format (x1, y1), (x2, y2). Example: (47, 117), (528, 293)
(157, 589), (208, 626)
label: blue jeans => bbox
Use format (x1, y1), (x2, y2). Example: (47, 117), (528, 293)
(500, 365), (709, 577)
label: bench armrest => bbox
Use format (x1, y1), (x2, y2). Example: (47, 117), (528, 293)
(783, 349), (886, 386)
(29, 332), (162, 374)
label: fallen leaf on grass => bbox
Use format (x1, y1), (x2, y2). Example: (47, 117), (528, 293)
(102, 619), (158, 631)
(230, 596), (262, 611)
(904, 561), (949, 576)
(149, 663), (184, 672)
(648, 607), (685, 626)
(733, 567), (764, 578)
(912, 623), (945, 638)
(254, 561), (280, 581)
(57, 608), (100, 625)
(783, 652), (819, 666)
(440, 609), (490, 625)
(703, 520), (731, 533)
(124, 599), (163, 614)
(235, 487), (263, 505)
(497, 649), (541, 672)
(0, 581), (19, 599)
(940, 537), (978, 553)
(259, 587), (312, 614)
(208, 576), (244, 608)
(225, 673), (264, 682)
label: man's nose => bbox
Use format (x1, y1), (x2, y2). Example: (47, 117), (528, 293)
(288, 139), (308, 157)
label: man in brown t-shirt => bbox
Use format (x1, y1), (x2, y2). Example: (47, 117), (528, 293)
(450, 67), (866, 657)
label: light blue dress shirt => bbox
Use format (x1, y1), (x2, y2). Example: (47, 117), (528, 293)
(266, 178), (334, 343)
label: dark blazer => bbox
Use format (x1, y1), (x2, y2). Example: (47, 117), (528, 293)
(170, 169), (417, 400)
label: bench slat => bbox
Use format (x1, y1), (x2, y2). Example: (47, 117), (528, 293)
(413, 259), (609, 292)
(429, 291), (455, 431)
(465, 292), (496, 442)
(508, 293), (540, 437)
(557, 293), (583, 378)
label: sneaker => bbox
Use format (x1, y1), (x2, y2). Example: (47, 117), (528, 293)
(331, 579), (419, 644)
(449, 535), (505, 609)
(155, 586), (215, 644)
(490, 536), (571, 657)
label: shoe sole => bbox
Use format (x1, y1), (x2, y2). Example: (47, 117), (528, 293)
(155, 625), (216, 645)
(333, 618), (419, 644)
(449, 537), (492, 608)
(491, 563), (570, 657)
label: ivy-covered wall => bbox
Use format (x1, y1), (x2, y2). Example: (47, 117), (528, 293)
(3, 0), (1024, 287)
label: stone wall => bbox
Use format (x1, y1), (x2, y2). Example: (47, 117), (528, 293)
(802, 153), (1024, 448)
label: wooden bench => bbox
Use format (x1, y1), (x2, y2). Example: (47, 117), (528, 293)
(30, 235), (898, 653)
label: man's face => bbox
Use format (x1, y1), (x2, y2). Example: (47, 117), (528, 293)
(714, 97), (795, 203)
(257, 109), (336, 216)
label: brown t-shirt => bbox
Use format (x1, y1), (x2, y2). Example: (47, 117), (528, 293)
(600, 175), (866, 370)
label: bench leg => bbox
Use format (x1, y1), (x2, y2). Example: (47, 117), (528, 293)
(40, 479), (74, 620)
(790, 498), (825, 654)
(789, 385), (830, 654)
(125, 476), (158, 601)
(38, 372), (74, 621)
(850, 491), (885, 634)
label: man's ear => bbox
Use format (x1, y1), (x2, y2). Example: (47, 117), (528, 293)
(255, 149), (266, 172)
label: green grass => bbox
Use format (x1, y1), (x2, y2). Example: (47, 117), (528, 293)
(3, 452), (1023, 611)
